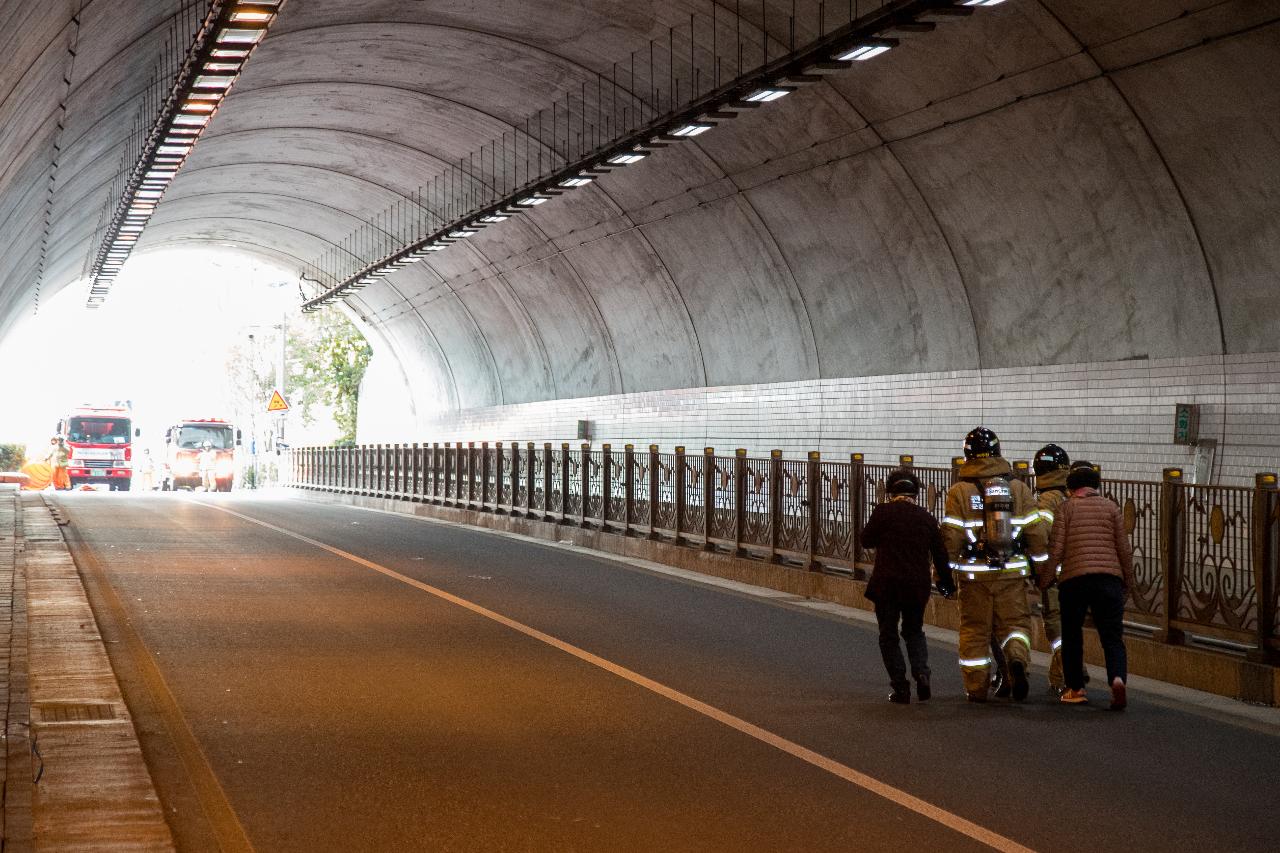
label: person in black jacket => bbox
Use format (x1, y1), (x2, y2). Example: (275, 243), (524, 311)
(860, 469), (955, 704)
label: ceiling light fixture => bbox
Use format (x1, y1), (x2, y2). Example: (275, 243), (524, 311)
(86, 0), (284, 308)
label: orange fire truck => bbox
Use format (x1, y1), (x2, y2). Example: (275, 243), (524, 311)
(57, 404), (138, 491)
(160, 417), (240, 491)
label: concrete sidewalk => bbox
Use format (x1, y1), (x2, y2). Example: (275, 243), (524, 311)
(0, 486), (172, 851)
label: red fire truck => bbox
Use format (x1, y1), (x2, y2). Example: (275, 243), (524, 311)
(160, 418), (240, 491)
(57, 405), (138, 491)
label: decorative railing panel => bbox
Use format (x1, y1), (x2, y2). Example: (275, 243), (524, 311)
(654, 453), (677, 534)
(291, 443), (1279, 658)
(1179, 484), (1256, 635)
(816, 461), (852, 563)
(632, 453), (652, 527)
(777, 459), (810, 555)
(586, 451), (604, 521)
(681, 453), (706, 538)
(1103, 480), (1163, 620)
(709, 455), (737, 542)
(741, 457), (772, 549)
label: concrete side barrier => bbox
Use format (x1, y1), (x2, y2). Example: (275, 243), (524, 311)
(20, 493), (173, 851)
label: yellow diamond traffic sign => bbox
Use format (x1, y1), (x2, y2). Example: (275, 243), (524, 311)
(266, 389), (290, 413)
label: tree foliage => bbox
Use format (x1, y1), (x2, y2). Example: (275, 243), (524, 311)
(287, 308), (372, 445)
(0, 443), (25, 472)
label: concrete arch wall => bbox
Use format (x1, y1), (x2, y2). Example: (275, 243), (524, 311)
(1, 1), (1278, 481)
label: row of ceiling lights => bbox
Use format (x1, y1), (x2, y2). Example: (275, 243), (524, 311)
(304, 0), (1007, 311)
(89, 1), (284, 307)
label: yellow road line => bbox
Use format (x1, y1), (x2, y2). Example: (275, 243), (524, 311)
(204, 500), (1036, 853)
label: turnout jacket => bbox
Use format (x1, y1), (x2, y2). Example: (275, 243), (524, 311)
(1040, 487), (1135, 590)
(1036, 469), (1068, 536)
(942, 457), (1048, 580)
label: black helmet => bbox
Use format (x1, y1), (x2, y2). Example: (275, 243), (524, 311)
(963, 427), (1001, 460)
(1033, 444), (1070, 476)
(885, 468), (920, 496)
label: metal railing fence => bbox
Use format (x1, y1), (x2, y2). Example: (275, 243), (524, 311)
(289, 442), (1280, 662)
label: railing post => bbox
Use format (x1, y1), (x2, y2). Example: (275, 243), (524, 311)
(429, 442), (438, 500)
(851, 453), (865, 568)
(495, 441), (505, 511)
(703, 447), (716, 551)
(383, 444), (391, 496)
(647, 444), (660, 540)
(1250, 472), (1279, 663)
(560, 443), (571, 524)
(581, 443), (592, 528)
(464, 442), (475, 508)
(481, 442), (492, 509)
(807, 450), (821, 571)
(410, 442), (420, 498)
(1159, 467), (1187, 646)
(734, 449), (747, 556)
(769, 449), (782, 564)
(527, 442), (538, 518)
(395, 443), (403, 496)
(445, 440), (455, 502)
(623, 444), (635, 535)
(601, 444), (613, 530)
(509, 441), (519, 513)
(674, 446), (686, 545)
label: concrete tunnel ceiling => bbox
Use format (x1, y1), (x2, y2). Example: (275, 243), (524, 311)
(2, 0), (1279, 420)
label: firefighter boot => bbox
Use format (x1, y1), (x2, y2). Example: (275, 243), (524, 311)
(1042, 587), (1065, 694)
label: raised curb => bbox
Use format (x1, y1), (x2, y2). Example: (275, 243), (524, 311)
(21, 493), (173, 851)
(293, 488), (1280, 707)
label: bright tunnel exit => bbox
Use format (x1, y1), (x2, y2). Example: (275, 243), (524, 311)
(0, 247), (370, 491)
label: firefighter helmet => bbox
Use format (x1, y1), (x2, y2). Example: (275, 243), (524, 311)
(886, 468), (920, 496)
(1033, 443), (1070, 476)
(963, 427), (1001, 460)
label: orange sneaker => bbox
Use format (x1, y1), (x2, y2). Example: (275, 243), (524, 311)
(1059, 688), (1089, 705)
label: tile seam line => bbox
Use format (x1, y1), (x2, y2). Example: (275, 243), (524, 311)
(195, 497), (1034, 853)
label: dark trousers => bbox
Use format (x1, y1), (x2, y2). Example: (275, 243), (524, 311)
(874, 600), (929, 691)
(1059, 573), (1128, 690)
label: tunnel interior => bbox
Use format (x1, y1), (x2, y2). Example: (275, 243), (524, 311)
(2, 0), (1278, 482)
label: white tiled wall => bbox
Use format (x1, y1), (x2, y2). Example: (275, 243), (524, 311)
(361, 352), (1280, 486)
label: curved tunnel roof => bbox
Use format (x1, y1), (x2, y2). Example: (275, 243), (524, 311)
(2, 1), (1278, 416)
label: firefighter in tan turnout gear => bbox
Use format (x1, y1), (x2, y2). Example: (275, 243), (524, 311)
(942, 427), (1048, 702)
(1033, 444), (1071, 695)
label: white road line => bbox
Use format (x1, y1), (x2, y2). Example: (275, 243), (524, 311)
(202, 500), (1036, 853)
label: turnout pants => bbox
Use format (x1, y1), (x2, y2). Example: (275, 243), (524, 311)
(1041, 586), (1064, 689)
(958, 576), (1033, 697)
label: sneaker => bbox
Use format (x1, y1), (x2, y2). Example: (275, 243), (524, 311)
(1060, 688), (1089, 705)
(915, 674), (931, 702)
(1010, 661), (1029, 702)
(1109, 677), (1127, 711)
(889, 689), (911, 705)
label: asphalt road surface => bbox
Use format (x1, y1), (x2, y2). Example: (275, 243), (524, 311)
(58, 492), (1279, 853)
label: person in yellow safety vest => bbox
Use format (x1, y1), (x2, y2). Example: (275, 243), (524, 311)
(1033, 444), (1071, 696)
(942, 427), (1049, 702)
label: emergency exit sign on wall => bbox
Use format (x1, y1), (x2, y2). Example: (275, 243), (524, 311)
(1173, 403), (1199, 445)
